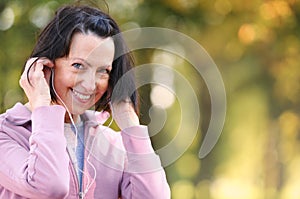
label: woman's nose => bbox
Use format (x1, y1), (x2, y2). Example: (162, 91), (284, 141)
(81, 72), (97, 92)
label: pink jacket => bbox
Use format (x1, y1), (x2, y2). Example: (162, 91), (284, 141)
(0, 103), (170, 199)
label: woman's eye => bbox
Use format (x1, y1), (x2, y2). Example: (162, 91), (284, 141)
(72, 63), (83, 69)
(98, 69), (110, 74)
(97, 69), (111, 79)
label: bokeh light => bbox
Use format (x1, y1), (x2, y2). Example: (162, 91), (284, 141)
(0, 7), (15, 31)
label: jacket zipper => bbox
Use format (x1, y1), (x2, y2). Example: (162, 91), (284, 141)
(66, 148), (82, 198)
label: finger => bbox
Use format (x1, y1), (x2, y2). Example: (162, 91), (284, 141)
(111, 98), (132, 107)
(35, 60), (46, 75)
(38, 57), (54, 68)
(110, 101), (140, 129)
(23, 57), (54, 75)
(36, 58), (54, 82)
(110, 100), (134, 116)
(23, 59), (46, 88)
(21, 57), (39, 79)
(20, 58), (38, 88)
(27, 58), (53, 80)
(122, 97), (132, 103)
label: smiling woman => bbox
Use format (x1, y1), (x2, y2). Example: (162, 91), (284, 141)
(0, 3), (170, 199)
(54, 33), (114, 121)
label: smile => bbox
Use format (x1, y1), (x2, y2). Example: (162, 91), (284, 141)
(72, 90), (92, 100)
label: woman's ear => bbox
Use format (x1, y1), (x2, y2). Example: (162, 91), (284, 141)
(43, 66), (54, 88)
(41, 58), (55, 83)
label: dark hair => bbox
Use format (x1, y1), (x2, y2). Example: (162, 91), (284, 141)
(24, 4), (138, 113)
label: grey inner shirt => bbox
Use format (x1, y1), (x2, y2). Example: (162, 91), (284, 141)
(64, 120), (85, 192)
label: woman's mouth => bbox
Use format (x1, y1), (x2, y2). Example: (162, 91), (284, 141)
(72, 90), (92, 101)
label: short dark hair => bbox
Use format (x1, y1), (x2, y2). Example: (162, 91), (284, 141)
(24, 4), (138, 113)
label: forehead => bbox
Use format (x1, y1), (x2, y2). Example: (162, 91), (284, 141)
(68, 32), (115, 65)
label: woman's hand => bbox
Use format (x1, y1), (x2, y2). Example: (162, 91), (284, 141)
(111, 99), (140, 130)
(19, 57), (54, 111)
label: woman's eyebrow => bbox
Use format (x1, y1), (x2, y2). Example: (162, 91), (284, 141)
(71, 57), (92, 67)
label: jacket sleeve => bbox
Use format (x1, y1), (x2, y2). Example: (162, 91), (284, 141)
(120, 125), (171, 199)
(0, 105), (70, 199)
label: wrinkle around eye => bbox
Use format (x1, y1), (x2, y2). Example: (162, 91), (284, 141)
(99, 69), (110, 74)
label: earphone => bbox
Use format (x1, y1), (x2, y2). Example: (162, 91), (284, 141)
(50, 67), (108, 198)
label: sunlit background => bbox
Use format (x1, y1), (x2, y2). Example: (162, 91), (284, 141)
(1, 0), (300, 198)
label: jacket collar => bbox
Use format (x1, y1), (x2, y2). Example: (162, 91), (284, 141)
(82, 110), (110, 127)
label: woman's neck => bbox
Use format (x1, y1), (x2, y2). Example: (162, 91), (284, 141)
(65, 113), (80, 124)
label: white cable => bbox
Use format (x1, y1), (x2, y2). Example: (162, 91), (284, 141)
(51, 69), (116, 198)
(51, 69), (92, 198)
(83, 111), (114, 195)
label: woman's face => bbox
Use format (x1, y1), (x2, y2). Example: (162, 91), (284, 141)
(54, 32), (115, 120)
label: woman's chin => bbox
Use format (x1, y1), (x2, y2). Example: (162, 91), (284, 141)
(70, 107), (87, 115)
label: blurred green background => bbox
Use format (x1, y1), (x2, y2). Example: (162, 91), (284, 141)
(1, 0), (300, 198)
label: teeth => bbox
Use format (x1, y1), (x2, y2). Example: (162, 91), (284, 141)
(73, 90), (91, 100)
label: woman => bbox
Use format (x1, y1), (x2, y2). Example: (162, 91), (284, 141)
(0, 4), (170, 199)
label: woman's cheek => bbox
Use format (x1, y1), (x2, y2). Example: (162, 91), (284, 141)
(98, 79), (109, 91)
(94, 79), (109, 100)
(70, 73), (82, 87)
